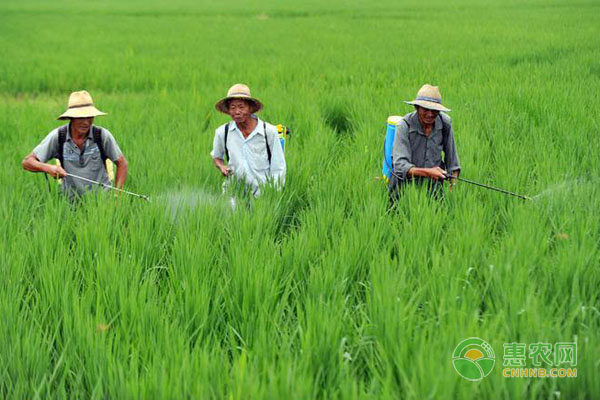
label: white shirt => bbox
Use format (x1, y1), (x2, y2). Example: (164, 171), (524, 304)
(210, 116), (286, 195)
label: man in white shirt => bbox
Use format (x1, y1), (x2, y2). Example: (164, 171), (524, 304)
(211, 84), (286, 197)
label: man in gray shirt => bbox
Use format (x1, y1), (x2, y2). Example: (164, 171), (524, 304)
(390, 84), (460, 201)
(22, 90), (128, 198)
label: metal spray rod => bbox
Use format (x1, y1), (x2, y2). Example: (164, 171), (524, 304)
(445, 175), (531, 201)
(65, 173), (150, 201)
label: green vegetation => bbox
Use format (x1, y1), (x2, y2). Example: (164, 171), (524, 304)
(1, 0), (598, 398)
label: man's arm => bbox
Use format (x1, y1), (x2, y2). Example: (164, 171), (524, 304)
(22, 153), (66, 178)
(443, 119), (461, 179)
(22, 129), (65, 178)
(441, 116), (460, 189)
(213, 157), (230, 177)
(100, 128), (129, 188)
(210, 125), (230, 176)
(392, 122), (414, 180)
(114, 155), (128, 188)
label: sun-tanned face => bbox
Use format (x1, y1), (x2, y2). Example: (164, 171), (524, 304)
(70, 117), (93, 137)
(228, 99), (253, 125)
(416, 106), (439, 126)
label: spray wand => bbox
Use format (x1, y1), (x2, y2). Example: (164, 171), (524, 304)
(65, 173), (150, 201)
(444, 174), (531, 201)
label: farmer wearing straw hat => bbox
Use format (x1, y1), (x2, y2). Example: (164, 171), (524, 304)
(390, 84), (461, 201)
(22, 90), (128, 198)
(211, 83), (286, 197)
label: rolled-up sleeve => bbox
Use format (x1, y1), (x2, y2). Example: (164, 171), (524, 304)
(210, 125), (225, 160)
(267, 126), (286, 187)
(32, 129), (59, 163)
(392, 122), (414, 180)
(443, 121), (461, 174)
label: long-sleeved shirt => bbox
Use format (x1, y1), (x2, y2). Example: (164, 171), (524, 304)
(210, 116), (286, 195)
(392, 111), (460, 180)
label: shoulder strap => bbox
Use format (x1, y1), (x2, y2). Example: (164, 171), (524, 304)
(57, 125), (68, 166)
(264, 122), (271, 165)
(439, 114), (449, 145)
(223, 122), (230, 163)
(92, 127), (107, 163)
(92, 126), (108, 172)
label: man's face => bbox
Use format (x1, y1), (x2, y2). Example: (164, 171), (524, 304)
(228, 99), (252, 124)
(416, 106), (439, 126)
(71, 117), (93, 136)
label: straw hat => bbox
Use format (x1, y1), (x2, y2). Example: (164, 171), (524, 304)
(404, 84), (451, 112)
(215, 83), (263, 114)
(57, 90), (107, 120)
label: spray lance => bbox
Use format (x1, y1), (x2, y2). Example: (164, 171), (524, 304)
(64, 173), (151, 201)
(443, 174), (531, 201)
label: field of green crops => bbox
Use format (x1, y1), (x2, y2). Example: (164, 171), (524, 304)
(1, 0), (599, 398)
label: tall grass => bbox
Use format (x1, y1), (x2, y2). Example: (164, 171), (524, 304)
(0, 0), (598, 398)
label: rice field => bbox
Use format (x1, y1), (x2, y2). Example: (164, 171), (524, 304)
(1, 0), (599, 398)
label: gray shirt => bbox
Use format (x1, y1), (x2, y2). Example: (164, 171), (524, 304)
(392, 111), (461, 180)
(33, 123), (123, 196)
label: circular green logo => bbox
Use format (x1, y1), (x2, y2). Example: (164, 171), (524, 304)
(452, 337), (495, 381)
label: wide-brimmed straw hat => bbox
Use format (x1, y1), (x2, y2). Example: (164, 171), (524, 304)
(215, 83), (263, 114)
(404, 84), (451, 112)
(57, 90), (107, 120)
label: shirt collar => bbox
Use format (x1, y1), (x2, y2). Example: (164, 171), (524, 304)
(231, 115), (265, 137)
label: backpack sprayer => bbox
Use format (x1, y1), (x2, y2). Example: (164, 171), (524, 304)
(276, 124), (290, 151)
(381, 116), (401, 184)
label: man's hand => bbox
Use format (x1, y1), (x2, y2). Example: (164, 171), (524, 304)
(22, 153), (66, 178)
(213, 158), (232, 177)
(447, 171), (459, 191)
(218, 165), (232, 177)
(448, 176), (456, 191)
(408, 166), (447, 180)
(47, 164), (67, 179)
(426, 167), (447, 181)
